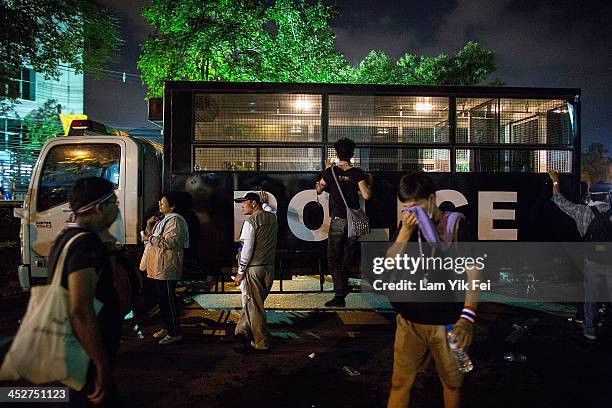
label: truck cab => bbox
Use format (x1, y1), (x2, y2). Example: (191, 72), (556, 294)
(14, 117), (163, 314)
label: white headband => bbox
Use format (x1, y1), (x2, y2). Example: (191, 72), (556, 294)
(64, 190), (115, 214)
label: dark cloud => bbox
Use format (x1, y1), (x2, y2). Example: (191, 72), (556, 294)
(334, 26), (419, 64)
(330, 0), (612, 149)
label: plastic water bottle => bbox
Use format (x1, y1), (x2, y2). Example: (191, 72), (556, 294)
(446, 324), (474, 373)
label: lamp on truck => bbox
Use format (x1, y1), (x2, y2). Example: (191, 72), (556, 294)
(59, 113), (88, 135)
(66, 120), (92, 136)
(70, 120), (89, 129)
(59, 114), (129, 136)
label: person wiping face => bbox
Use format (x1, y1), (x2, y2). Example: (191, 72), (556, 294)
(398, 173), (464, 252)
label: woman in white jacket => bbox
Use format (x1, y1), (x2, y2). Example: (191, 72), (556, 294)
(140, 192), (189, 345)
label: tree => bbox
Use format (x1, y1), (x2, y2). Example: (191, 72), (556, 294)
(257, 0), (349, 83)
(139, 0), (350, 97)
(443, 41), (496, 85)
(138, 0), (267, 97)
(352, 51), (401, 84)
(138, 1), (498, 96)
(1, 0), (122, 106)
(582, 143), (612, 183)
(353, 42), (496, 86)
(22, 99), (64, 151)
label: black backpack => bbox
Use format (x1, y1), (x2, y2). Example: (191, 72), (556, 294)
(582, 206), (612, 264)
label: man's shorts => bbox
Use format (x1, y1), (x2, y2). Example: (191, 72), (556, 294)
(393, 314), (464, 387)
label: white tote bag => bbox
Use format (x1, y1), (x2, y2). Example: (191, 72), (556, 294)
(0, 233), (102, 390)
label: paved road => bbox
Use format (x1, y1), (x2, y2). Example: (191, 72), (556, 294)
(1, 294), (611, 407)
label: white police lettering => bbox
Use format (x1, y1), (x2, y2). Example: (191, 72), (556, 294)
(478, 191), (517, 240)
(234, 189), (519, 242)
(287, 190), (330, 242)
(436, 189), (470, 208)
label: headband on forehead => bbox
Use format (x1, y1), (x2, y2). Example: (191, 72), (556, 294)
(64, 190), (115, 214)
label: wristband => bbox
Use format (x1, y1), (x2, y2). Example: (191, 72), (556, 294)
(460, 308), (476, 323)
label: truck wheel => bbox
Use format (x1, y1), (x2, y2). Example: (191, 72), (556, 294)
(113, 256), (139, 318)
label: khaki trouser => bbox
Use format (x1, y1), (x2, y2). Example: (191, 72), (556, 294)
(235, 265), (274, 349)
(388, 315), (464, 408)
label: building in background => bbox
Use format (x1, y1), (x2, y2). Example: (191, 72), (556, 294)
(0, 66), (83, 199)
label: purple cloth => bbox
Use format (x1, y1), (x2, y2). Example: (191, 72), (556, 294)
(405, 206), (465, 250)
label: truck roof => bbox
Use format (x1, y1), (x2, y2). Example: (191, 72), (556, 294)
(164, 81), (580, 100)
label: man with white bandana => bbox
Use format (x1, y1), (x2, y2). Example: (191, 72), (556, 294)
(47, 177), (122, 405)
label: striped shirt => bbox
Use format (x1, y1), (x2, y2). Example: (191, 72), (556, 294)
(551, 192), (611, 237)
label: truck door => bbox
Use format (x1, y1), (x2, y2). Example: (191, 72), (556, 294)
(27, 141), (125, 279)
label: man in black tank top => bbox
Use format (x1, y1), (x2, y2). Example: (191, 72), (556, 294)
(316, 138), (373, 307)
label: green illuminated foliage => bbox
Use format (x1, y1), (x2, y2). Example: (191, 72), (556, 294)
(22, 99), (64, 151)
(444, 41), (496, 85)
(138, 0), (268, 97)
(353, 42), (495, 85)
(257, 0), (349, 83)
(138, 1), (497, 95)
(353, 51), (401, 84)
(139, 0), (350, 97)
(0, 0), (122, 107)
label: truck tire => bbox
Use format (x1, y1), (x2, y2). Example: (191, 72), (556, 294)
(113, 256), (139, 318)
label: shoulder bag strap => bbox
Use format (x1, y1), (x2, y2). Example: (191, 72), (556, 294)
(331, 166), (349, 209)
(51, 232), (89, 287)
(152, 215), (173, 236)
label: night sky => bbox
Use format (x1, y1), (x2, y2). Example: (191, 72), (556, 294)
(86, 0), (612, 150)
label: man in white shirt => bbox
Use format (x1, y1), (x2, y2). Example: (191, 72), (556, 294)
(233, 191), (278, 353)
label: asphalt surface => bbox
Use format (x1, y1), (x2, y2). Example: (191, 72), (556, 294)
(1, 290), (611, 408)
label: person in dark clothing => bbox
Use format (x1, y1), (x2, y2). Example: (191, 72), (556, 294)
(316, 138), (373, 307)
(549, 171), (612, 340)
(570, 180), (591, 323)
(47, 177), (122, 406)
(386, 172), (480, 408)
(174, 191), (201, 273)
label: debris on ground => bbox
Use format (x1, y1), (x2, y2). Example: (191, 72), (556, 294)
(133, 324), (144, 340)
(203, 329), (227, 336)
(504, 353), (527, 362)
(304, 330), (323, 340)
(342, 366), (360, 377)
(505, 317), (539, 343)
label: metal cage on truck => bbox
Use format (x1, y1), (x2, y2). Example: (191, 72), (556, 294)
(162, 82), (581, 292)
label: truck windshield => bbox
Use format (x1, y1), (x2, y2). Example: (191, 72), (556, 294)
(37, 144), (121, 212)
